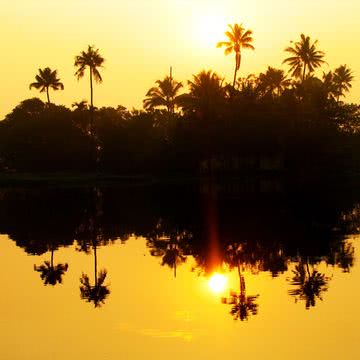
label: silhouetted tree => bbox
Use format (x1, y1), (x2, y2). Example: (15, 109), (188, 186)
(257, 67), (291, 97)
(29, 67), (64, 104)
(217, 24), (254, 87)
(143, 76), (183, 113)
(181, 70), (225, 118)
(283, 34), (326, 81)
(74, 45), (105, 136)
(333, 65), (354, 101)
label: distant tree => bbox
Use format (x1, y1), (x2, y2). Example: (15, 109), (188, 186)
(181, 70), (225, 117)
(217, 24), (254, 87)
(283, 34), (326, 81)
(257, 67), (291, 97)
(29, 67), (64, 104)
(34, 249), (68, 286)
(143, 76), (183, 113)
(333, 65), (354, 101)
(74, 45), (105, 132)
(72, 100), (89, 111)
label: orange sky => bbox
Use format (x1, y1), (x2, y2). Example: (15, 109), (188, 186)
(1, 0), (359, 118)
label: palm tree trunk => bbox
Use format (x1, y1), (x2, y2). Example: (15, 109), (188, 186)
(302, 64), (307, 82)
(233, 62), (238, 88)
(46, 87), (50, 104)
(89, 68), (94, 134)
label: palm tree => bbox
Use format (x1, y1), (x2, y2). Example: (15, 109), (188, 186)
(217, 24), (254, 87)
(257, 67), (291, 97)
(34, 249), (68, 286)
(143, 76), (183, 113)
(74, 45), (105, 113)
(333, 65), (354, 101)
(72, 100), (89, 111)
(180, 70), (225, 117)
(29, 67), (64, 104)
(283, 34), (326, 81)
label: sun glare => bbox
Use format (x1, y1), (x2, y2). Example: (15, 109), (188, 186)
(208, 273), (228, 293)
(193, 14), (227, 48)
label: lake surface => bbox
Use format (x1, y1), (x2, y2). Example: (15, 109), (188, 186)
(1, 180), (360, 359)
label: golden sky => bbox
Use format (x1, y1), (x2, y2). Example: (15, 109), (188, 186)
(1, 0), (359, 118)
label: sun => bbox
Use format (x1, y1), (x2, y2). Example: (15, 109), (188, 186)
(208, 273), (228, 293)
(193, 13), (227, 48)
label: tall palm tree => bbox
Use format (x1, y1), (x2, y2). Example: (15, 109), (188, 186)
(74, 45), (105, 112)
(34, 249), (68, 286)
(143, 76), (183, 113)
(257, 66), (291, 97)
(217, 24), (254, 87)
(283, 34), (326, 81)
(333, 65), (354, 101)
(29, 67), (64, 104)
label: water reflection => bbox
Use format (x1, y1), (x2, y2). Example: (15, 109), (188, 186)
(288, 257), (330, 309)
(0, 180), (359, 311)
(34, 248), (68, 286)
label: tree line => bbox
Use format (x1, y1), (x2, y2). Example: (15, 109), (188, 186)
(1, 25), (359, 175)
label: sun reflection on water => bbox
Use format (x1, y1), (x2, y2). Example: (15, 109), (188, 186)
(208, 272), (228, 293)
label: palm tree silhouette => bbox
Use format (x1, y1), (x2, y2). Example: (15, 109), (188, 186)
(257, 66), (291, 97)
(72, 100), (89, 111)
(34, 248), (68, 286)
(29, 67), (64, 104)
(217, 24), (254, 87)
(143, 75), (183, 113)
(181, 70), (225, 117)
(333, 65), (353, 101)
(283, 34), (326, 81)
(74, 45), (104, 137)
(288, 258), (329, 309)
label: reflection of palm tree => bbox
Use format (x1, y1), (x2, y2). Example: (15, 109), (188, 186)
(143, 75), (183, 113)
(222, 261), (259, 321)
(147, 220), (192, 277)
(79, 240), (110, 307)
(289, 258), (329, 309)
(29, 67), (64, 104)
(217, 24), (254, 87)
(78, 188), (110, 307)
(283, 34), (326, 81)
(34, 248), (68, 286)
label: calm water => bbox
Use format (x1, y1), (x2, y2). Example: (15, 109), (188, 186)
(1, 180), (360, 359)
